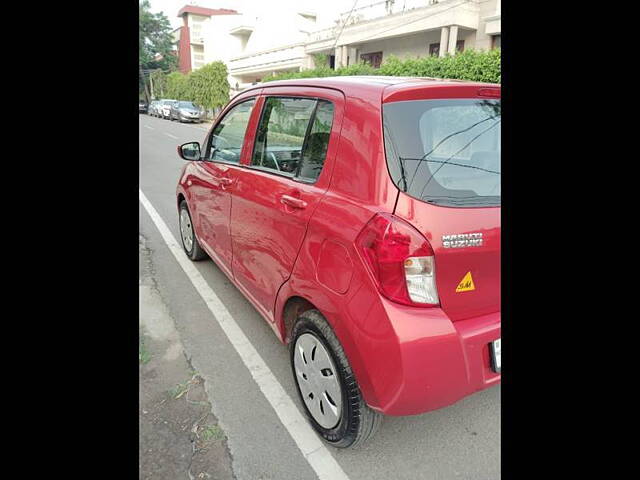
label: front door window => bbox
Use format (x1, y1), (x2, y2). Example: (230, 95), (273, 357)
(206, 99), (256, 164)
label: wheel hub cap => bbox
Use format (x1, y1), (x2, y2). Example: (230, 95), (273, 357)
(180, 209), (193, 251)
(294, 333), (342, 429)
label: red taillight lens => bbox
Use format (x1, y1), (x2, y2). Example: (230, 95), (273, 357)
(356, 213), (439, 307)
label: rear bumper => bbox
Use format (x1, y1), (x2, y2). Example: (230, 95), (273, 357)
(361, 301), (500, 416)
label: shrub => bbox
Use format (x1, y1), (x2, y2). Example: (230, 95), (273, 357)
(187, 61), (230, 110)
(263, 48), (500, 84)
(150, 70), (168, 98)
(165, 71), (189, 99)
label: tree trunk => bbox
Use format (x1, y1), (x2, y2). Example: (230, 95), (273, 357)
(139, 64), (151, 103)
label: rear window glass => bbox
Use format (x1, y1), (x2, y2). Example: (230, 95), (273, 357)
(383, 99), (500, 207)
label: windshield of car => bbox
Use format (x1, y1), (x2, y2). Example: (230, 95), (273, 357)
(178, 101), (197, 109)
(383, 98), (500, 207)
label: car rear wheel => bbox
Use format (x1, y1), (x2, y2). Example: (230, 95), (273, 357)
(179, 201), (208, 261)
(290, 309), (382, 448)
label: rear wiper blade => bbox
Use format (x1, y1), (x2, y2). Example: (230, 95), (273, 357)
(422, 195), (500, 206)
(399, 158), (500, 175)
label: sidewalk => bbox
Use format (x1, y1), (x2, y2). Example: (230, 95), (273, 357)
(139, 234), (234, 480)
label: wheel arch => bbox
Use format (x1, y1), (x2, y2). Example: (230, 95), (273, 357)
(280, 295), (316, 345)
(275, 279), (383, 411)
(177, 192), (186, 210)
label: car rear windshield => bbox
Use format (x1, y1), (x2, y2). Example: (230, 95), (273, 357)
(178, 101), (197, 108)
(383, 98), (500, 207)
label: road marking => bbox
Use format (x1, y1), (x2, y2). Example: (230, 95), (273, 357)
(144, 125), (154, 130)
(139, 189), (350, 480)
(164, 133), (178, 139)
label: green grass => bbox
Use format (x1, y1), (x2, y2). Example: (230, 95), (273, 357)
(139, 338), (151, 364)
(168, 381), (190, 399)
(200, 424), (224, 442)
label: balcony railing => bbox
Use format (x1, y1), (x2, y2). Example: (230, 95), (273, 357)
(307, 0), (455, 42)
(229, 43), (306, 74)
(341, 0), (439, 23)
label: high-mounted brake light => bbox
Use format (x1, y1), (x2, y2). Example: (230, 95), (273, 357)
(356, 213), (439, 307)
(477, 87), (501, 98)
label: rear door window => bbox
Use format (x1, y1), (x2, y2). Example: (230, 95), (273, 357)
(298, 100), (334, 182)
(383, 99), (501, 207)
(251, 97), (334, 182)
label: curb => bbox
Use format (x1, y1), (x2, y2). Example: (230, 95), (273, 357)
(142, 113), (213, 130)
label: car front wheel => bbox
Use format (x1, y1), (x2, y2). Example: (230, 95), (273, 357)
(179, 201), (208, 261)
(290, 309), (382, 448)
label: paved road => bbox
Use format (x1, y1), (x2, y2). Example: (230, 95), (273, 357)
(139, 113), (500, 480)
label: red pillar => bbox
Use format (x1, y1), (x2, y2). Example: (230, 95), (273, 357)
(178, 16), (191, 74)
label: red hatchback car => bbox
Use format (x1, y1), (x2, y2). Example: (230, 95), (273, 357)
(175, 76), (501, 448)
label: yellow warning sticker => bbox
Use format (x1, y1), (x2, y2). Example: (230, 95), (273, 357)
(455, 271), (475, 292)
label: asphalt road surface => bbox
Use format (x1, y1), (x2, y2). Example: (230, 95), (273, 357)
(139, 113), (500, 480)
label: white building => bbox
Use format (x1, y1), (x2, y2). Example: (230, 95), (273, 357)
(175, 3), (338, 94)
(305, 0), (501, 68)
(174, 0), (501, 95)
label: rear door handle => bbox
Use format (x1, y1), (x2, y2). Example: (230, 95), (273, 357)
(281, 195), (307, 209)
(219, 177), (234, 186)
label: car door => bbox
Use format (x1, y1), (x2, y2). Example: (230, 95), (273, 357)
(229, 87), (345, 320)
(189, 95), (260, 275)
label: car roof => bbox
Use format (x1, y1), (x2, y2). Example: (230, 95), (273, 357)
(242, 75), (499, 96)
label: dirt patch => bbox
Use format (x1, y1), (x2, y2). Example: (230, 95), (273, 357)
(140, 235), (234, 480)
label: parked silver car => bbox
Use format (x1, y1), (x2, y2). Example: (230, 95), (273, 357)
(170, 101), (204, 123)
(148, 100), (160, 117)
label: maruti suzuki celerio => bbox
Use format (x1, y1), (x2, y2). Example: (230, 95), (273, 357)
(175, 76), (501, 448)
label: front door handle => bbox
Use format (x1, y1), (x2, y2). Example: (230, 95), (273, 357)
(281, 194), (307, 209)
(219, 177), (234, 186)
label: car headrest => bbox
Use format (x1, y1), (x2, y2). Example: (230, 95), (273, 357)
(305, 132), (330, 158)
(470, 151), (500, 171)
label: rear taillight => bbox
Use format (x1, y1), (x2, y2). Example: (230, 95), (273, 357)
(356, 213), (439, 307)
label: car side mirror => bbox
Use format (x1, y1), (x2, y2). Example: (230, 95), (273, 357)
(177, 142), (201, 161)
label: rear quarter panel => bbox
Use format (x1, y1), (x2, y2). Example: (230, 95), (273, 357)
(274, 84), (401, 410)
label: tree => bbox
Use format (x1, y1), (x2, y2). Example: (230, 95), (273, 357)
(150, 70), (168, 99)
(139, 0), (177, 99)
(139, 0), (176, 70)
(187, 62), (230, 112)
(166, 72), (189, 100)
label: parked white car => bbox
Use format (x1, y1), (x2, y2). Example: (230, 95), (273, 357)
(160, 99), (177, 119)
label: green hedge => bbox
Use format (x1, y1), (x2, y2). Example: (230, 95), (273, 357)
(263, 48), (500, 84)
(151, 61), (230, 111)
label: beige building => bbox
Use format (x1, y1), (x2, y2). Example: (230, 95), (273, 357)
(308, 0), (501, 67)
(228, 0), (501, 86)
(174, 1), (501, 95)
(173, 2), (339, 95)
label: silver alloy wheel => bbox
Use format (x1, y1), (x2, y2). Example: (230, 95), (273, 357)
(180, 208), (193, 252)
(294, 333), (343, 429)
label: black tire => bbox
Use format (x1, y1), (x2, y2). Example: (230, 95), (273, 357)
(178, 200), (208, 261)
(290, 309), (382, 448)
